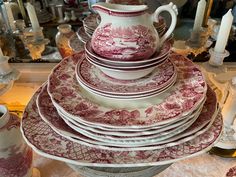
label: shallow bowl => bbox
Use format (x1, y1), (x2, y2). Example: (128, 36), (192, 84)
(85, 53), (168, 70)
(88, 58), (159, 80)
(85, 40), (171, 66)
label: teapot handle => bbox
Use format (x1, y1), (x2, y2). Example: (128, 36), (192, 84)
(152, 3), (178, 45)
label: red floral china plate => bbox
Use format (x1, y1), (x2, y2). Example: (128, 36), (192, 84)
(21, 87), (223, 166)
(37, 85), (218, 148)
(76, 57), (176, 96)
(47, 52), (207, 128)
(57, 97), (204, 132)
(77, 74), (176, 100)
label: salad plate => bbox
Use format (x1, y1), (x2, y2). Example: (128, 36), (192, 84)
(47, 52), (207, 128)
(77, 74), (176, 100)
(76, 57), (176, 96)
(21, 87), (223, 166)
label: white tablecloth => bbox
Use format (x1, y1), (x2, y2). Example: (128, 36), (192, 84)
(33, 152), (236, 177)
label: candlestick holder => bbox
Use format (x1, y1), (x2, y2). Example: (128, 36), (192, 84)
(0, 56), (20, 96)
(23, 27), (49, 61)
(215, 79), (236, 149)
(185, 28), (207, 48)
(208, 48), (230, 66)
(202, 48), (229, 73)
(0, 56), (12, 76)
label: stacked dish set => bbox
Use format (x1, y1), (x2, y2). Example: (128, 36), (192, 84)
(21, 2), (223, 176)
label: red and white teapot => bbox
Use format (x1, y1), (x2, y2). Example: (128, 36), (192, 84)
(0, 105), (32, 177)
(91, 2), (178, 61)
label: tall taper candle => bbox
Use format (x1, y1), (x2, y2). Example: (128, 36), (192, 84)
(26, 2), (40, 31)
(214, 9), (233, 53)
(193, 0), (206, 32)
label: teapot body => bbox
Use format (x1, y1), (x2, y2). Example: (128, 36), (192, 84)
(91, 4), (158, 61)
(91, 2), (177, 61)
(0, 105), (33, 177)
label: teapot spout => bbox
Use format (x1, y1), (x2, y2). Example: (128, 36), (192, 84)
(92, 2), (148, 16)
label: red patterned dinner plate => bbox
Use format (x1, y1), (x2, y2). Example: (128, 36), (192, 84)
(47, 52), (207, 128)
(21, 86), (223, 167)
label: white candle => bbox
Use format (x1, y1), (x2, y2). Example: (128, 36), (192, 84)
(214, 9), (233, 53)
(4, 2), (16, 31)
(0, 48), (4, 61)
(26, 2), (40, 31)
(193, 0), (206, 32)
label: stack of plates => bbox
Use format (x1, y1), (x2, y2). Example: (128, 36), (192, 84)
(82, 14), (98, 37)
(76, 52), (176, 99)
(21, 52), (223, 168)
(76, 27), (91, 44)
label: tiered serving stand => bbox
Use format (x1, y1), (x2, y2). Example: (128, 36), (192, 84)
(22, 4), (223, 177)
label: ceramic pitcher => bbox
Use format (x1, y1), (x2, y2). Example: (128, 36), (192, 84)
(0, 105), (33, 177)
(91, 2), (178, 61)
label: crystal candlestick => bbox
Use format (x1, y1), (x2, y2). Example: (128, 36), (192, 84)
(56, 5), (64, 24)
(23, 27), (49, 61)
(186, 28), (206, 48)
(208, 48), (230, 66)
